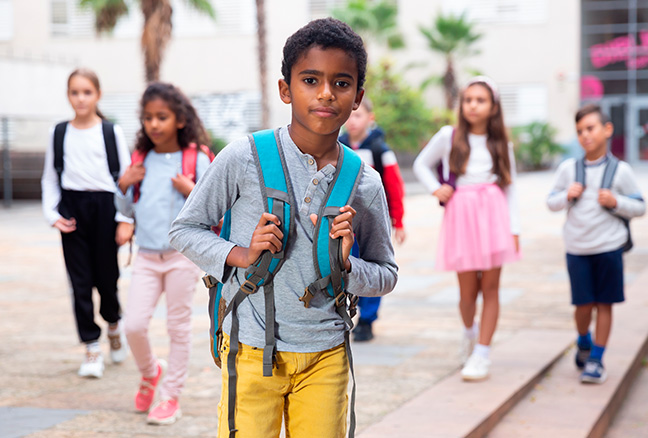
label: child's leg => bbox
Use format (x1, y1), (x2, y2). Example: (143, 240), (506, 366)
(574, 304), (594, 336)
(125, 253), (164, 378)
(478, 267), (502, 346)
(284, 343), (349, 438)
(217, 335), (286, 438)
(357, 296), (381, 324)
(457, 271), (480, 328)
(594, 303), (612, 347)
(92, 192), (121, 326)
(159, 252), (201, 400)
(59, 191), (101, 343)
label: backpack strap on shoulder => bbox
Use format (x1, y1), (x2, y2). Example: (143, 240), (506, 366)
(575, 156), (586, 187)
(130, 149), (148, 203)
(601, 154), (619, 190)
(53, 121), (68, 187)
(302, 144), (363, 323)
(102, 120), (120, 183)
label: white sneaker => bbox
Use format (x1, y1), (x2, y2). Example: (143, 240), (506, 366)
(78, 351), (104, 378)
(461, 352), (490, 381)
(460, 333), (478, 364)
(108, 327), (128, 364)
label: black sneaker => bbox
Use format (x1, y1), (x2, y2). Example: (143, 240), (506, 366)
(575, 344), (591, 370)
(353, 321), (374, 342)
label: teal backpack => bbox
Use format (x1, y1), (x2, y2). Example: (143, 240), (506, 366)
(203, 129), (364, 438)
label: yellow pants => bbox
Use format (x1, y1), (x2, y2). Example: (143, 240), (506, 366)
(217, 334), (349, 438)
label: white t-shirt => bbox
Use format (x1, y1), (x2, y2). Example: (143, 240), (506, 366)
(413, 125), (521, 234)
(41, 121), (131, 225)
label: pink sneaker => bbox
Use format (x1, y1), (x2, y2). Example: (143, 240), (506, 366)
(147, 398), (182, 425)
(135, 359), (167, 413)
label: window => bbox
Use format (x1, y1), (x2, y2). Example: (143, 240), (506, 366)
(499, 84), (548, 126)
(0, 0), (14, 41)
(50, 0), (94, 37)
(310, 0), (348, 20)
(172, 0), (255, 37)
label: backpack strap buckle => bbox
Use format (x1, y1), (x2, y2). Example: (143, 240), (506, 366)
(240, 279), (258, 295)
(334, 291), (347, 308)
(299, 287), (314, 308)
(203, 274), (219, 289)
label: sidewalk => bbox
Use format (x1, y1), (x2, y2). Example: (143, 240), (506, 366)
(1, 169), (647, 437)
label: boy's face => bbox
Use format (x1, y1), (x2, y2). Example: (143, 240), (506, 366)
(576, 113), (613, 158)
(279, 46), (364, 142)
(344, 104), (374, 139)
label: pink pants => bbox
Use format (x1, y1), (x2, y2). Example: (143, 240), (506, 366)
(125, 250), (201, 400)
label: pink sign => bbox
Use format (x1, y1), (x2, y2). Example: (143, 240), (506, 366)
(581, 75), (604, 100)
(589, 30), (648, 69)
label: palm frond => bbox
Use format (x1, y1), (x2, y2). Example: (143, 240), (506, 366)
(79, 0), (128, 33)
(184, 0), (216, 19)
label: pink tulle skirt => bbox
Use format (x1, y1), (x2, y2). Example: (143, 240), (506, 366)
(436, 183), (520, 272)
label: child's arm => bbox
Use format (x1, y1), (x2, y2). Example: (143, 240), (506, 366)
(41, 127), (66, 228)
(604, 162), (646, 219)
(413, 126), (453, 196)
(504, 143), (521, 236)
(380, 149), (406, 243)
(113, 125), (134, 226)
(169, 139), (251, 282)
(344, 184), (398, 298)
(547, 160), (573, 212)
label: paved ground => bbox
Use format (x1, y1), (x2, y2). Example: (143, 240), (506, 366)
(1, 168), (647, 437)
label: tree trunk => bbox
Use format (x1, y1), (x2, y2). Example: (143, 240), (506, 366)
(141, 0), (173, 83)
(256, 0), (269, 129)
(443, 57), (458, 110)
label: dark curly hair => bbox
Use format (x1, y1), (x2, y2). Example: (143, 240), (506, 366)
(281, 17), (367, 91)
(134, 82), (210, 153)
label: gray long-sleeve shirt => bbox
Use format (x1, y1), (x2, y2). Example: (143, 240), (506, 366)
(169, 126), (398, 353)
(547, 156), (645, 255)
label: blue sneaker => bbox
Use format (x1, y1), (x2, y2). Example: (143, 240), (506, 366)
(580, 358), (607, 384)
(575, 344), (591, 370)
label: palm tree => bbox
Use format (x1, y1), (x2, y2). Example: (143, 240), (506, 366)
(256, 0), (269, 129)
(332, 0), (404, 51)
(419, 12), (482, 109)
(80, 0), (215, 82)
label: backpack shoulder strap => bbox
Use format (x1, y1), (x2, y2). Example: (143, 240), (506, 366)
(130, 149), (148, 203)
(601, 154), (619, 190)
(182, 143), (199, 181)
(575, 156), (586, 187)
(53, 121), (68, 187)
(102, 120), (120, 183)
(304, 144), (363, 311)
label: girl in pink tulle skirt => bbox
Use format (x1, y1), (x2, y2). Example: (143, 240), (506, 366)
(413, 76), (521, 381)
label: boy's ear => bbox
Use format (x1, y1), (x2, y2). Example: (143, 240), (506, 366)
(352, 88), (365, 111)
(278, 79), (291, 104)
(603, 121), (614, 138)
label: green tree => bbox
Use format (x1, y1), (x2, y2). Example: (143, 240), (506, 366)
(418, 12), (482, 109)
(364, 61), (454, 153)
(512, 122), (565, 171)
(80, 0), (215, 82)
(332, 0), (404, 50)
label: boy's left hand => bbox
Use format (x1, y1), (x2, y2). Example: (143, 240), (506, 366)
(172, 173), (196, 197)
(598, 189), (617, 209)
(310, 205), (356, 271)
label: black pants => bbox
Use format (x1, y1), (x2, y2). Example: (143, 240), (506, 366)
(59, 190), (121, 343)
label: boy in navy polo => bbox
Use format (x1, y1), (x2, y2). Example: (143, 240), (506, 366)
(547, 104), (645, 384)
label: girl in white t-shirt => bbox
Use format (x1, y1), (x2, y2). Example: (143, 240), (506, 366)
(41, 68), (132, 379)
(413, 76), (520, 381)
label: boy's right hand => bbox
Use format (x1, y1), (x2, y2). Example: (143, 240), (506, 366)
(567, 182), (584, 201)
(433, 184), (454, 204)
(118, 163), (146, 194)
(227, 213), (283, 268)
(53, 217), (76, 233)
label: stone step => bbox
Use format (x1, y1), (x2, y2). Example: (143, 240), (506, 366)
(488, 269), (648, 438)
(358, 328), (574, 438)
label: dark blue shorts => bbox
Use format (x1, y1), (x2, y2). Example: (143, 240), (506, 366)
(566, 248), (625, 306)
